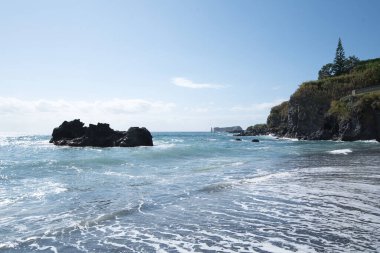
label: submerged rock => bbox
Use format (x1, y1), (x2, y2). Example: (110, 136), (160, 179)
(252, 139), (260, 142)
(50, 119), (153, 147)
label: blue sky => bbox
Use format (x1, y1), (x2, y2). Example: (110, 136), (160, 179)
(1, 0), (380, 133)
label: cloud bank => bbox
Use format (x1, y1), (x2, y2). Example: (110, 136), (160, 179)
(172, 77), (225, 89)
(0, 97), (175, 115)
(0, 97), (284, 133)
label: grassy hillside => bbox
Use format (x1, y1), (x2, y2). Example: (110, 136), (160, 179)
(293, 58), (380, 101)
(329, 91), (380, 121)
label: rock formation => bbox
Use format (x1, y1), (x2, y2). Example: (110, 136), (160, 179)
(50, 119), (153, 147)
(235, 124), (269, 136)
(213, 126), (243, 133)
(245, 58), (380, 142)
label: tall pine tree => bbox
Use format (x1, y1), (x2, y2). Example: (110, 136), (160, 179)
(332, 38), (346, 76)
(317, 38), (359, 79)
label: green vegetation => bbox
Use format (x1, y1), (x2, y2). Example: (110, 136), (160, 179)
(249, 55), (380, 140)
(264, 57), (380, 139)
(318, 38), (360, 80)
(266, 101), (289, 134)
(295, 58), (380, 101)
(328, 100), (351, 121)
(267, 101), (288, 128)
(328, 91), (380, 121)
(332, 38), (346, 76)
(356, 92), (380, 110)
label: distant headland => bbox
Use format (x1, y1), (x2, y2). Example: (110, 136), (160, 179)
(211, 126), (243, 134)
(241, 40), (380, 142)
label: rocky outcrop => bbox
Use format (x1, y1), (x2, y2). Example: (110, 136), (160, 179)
(324, 94), (380, 141)
(266, 92), (380, 141)
(262, 58), (380, 141)
(213, 126), (243, 133)
(267, 102), (289, 136)
(236, 124), (269, 136)
(286, 89), (332, 140)
(50, 120), (153, 147)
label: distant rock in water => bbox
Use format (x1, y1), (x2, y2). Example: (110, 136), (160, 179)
(50, 119), (153, 147)
(213, 126), (243, 133)
(236, 124), (269, 136)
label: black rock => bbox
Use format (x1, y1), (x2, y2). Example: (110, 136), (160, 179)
(50, 119), (153, 147)
(50, 119), (86, 143)
(235, 138), (242, 141)
(242, 124), (269, 136)
(116, 127), (154, 147)
(252, 139), (260, 142)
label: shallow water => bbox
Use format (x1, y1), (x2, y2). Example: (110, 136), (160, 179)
(0, 133), (379, 252)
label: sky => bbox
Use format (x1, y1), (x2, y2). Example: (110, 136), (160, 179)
(1, 0), (380, 134)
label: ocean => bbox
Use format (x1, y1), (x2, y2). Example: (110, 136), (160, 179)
(0, 133), (379, 253)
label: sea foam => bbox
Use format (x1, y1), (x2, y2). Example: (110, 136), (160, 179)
(328, 149), (353, 155)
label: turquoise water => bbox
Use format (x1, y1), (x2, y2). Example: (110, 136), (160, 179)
(0, 133), (379, 252)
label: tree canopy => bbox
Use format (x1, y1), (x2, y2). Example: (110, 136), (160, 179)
(318, 38), (359, 80)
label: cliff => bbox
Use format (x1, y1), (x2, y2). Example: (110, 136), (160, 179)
(267, 101), (289, 136)
(236, 124), (269, 136)
(248, 58), (380, 141)
(325, 93), (380, 141)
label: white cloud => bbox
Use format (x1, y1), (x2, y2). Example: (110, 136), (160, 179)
(0, 97), (175, 115)
(0, 97), (285, 133)
(230, 99), (286, 112)
(172, 77), (225, 89)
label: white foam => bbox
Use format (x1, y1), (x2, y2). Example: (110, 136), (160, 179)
(241, 171), (292, 185)
(170, 138), (184, 143)
(0, 242), (18, 249)
(260, 240), (318, 253)
(328, 149), (352, 155)
(0, 136), (52, 149)
(21, 179), (67, 200)
(354, 139), (379, 143)
(153, 142), (176, 149)
(279, 137), (299, 141)
(0, 198), (15, 207)
(230, 161), (244, 167)
(30, 243), (58, 253)
(104, 171), (124, 177)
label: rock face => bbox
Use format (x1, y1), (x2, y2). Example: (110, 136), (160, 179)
(324, 94), (380, 141)
(267, 102), (289, 136)
(286, 89), (331, 140)
(266, 92), (380, 142)
(50, 119), (153, 147)
(236, 124), (269, 136)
